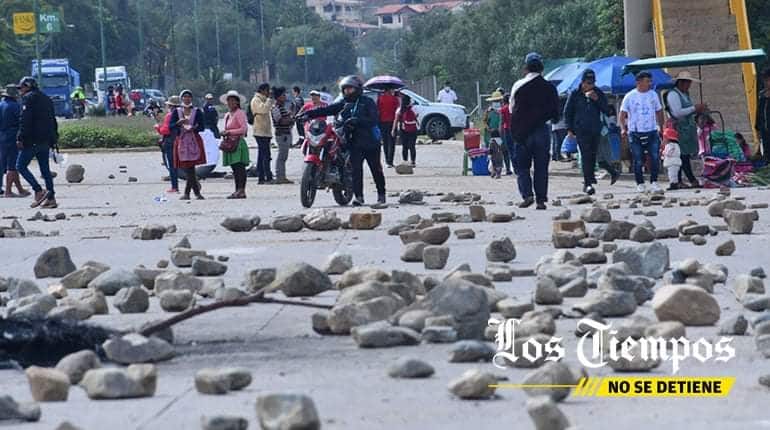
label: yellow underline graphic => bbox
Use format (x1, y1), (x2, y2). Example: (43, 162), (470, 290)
(488, 384), (580, 388)
(490, 377), (735, 397)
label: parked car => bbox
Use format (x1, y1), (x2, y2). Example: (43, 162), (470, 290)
(133, 88), (166, 105)
(339, 89), (469, 140)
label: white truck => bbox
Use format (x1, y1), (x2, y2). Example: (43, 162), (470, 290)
(94, 66), (131, 106)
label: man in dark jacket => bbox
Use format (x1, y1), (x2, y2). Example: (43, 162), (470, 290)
(757, 68), (770, 162)
(303, 75), (386, 206)
(16, 77), (58, 209)
(564, 68), (618, 195)
(0, 85), (29, 197)
(202, 93), (220, 138)
(509, 53), (560, 210)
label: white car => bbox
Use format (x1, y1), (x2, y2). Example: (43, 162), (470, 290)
(350, 89), (469, 140)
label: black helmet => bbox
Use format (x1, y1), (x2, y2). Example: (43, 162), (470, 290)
(17, 76), (38, 90)
(339, 75), (363, 101)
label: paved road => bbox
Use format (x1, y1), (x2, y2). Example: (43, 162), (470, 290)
(1, 141), (769, 429)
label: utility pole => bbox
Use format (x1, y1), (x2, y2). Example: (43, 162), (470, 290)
(259, 0), (267, 80)
(98, 0), (107, 102)
(214, 5), (221, 68)
(34, 0), (41, 80)
(137, 0), (144, 88)
(193, 0), (201, 78)
(303, 11), (308, 83)
(236, 0), (243, 80)
(169, 0), (176, 88)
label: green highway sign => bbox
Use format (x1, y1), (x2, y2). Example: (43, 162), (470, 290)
(39, 12), (61, 33)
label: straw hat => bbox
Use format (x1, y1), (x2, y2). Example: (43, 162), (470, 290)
(485, 90), (504, 102)
(219, 90), (246, 105)
(673, 71), (702, 83)
(165, 95), (181, 107)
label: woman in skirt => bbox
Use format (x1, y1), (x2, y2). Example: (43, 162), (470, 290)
(170, 89), (207, 200)
(220, 90), (250, 199)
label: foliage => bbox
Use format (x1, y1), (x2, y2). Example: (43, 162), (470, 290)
(747, 0), (770, 72)
(58, 117), (158, 149)
(355, 28), (404, 76)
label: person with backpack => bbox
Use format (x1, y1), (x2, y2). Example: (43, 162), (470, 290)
(301, 75), (386, 206)
(665, 71), (707, 188)
(169, 89), (206, 200)
(249, 83), (275, 184)
(392, 94), (418, 166)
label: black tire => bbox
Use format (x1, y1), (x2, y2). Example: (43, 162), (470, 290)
(177, 164), (216, 180)
(300, 163), (318, 208)
(332, 160), (354, 206)
(424, 115), (451, 140)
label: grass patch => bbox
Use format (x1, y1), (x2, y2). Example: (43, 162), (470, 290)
(58, 117), (159, 149)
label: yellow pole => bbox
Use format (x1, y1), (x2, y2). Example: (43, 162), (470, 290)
(651, 0), (667, 57)
(730, 0), (759, 150)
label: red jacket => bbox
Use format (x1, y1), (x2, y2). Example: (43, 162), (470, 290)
(500, 103), (511, 130)
(377, 93), (399, 123)
(156, 112), (173, 136)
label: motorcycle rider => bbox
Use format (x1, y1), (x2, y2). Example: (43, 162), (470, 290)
(70, 86), (86, 118)
(302, 75), (386, 206)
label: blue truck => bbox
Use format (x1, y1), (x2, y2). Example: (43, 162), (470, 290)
(31, 59), (81, 118)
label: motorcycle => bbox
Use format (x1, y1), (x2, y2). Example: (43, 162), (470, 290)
(72, 99), (85, 119)
(299, 117), (354, 208)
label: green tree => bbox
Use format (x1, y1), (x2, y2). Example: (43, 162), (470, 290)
(270, 21), (356, 84)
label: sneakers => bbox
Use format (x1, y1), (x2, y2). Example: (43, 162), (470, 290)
(583, 185), (595, 196)
(518, 197), (535, 208)
(352, 197), (364, 207)
(377, 194), (386, 204)
(667, 183), (680, 191)
(636, 183), (646, 193)
(536, 202), (547, 210)
(649, 182), (662, 193)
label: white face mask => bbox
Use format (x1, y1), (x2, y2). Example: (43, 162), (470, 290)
(491, 102), (501, 109)
(182, 102), (192, 108)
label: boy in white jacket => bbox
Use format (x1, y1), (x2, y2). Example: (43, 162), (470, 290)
(662, 127), (682, 190)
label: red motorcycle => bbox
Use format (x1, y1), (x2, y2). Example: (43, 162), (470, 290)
(300, 118), (354, 208)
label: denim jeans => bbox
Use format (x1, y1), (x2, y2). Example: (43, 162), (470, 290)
(515, 124), (551, 203)
(275, 134), (291, 180)
(576, 132), (600, 186)
(504, 129), (517, 175)
(552, 128), (567, 161)
(162, 143), (178, 190)
(17, 144), (54, 198)
(629, 131), (660, 184)
(254, 136), (273, 182)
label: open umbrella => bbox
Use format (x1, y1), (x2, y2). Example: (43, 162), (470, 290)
(545, 62), (587, 86)
(557, 55), (673, 95)
(364, 75), (405, 91)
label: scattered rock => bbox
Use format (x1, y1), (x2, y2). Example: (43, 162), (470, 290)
(486, 237), (516, 262)
(131, 225), (166, 240)
(629, 226), (655, 243)
(89, 269), (142, 296)
(102, 333), (175, 364)
(80, 365), (157, 399)
(243, 268), (277, 292)
(448, 340), (496, 363)
(488, 212), (513, 223)
(351, 322), (421, 348)
(422, 326), (457, 343)
(526, 396), (570, 430)
(303, 209), (342, 231)
(65, 164), (85, 183)
(692, 235), (707, 246)
(25, 366), (70, 401)
(33, 247), (76, 278)
(191, 256), (228, 277)
(270, 263), (332, 297)
(535, 278), (563, 305)
(578, 250), (607, 265)
(612, 242), (670, 279)
(395, 163), (414, 174)
(707, 199), (746, 217)
(423, 245), (450, 270)
(454, 228), (476, 239)
(521, 362), (576, 402)
(255, 393), (320, 430)
(349, 212), (382, 230)
(718, 315), (748, 335)
(387, 357), (435, 378)
(398, 190), (423, 204)
(420, 225), (450, 245)
(573, 290), (637, 317)
(159, 290), (195, 311)
(55, 350), (101, 384)
(401, 242), (428, 262)
(581, 207), (611, 223)
(271, 215), (304, 232)
(154, 271), (203, 294)
(652, 284), (720, 326)
(724, 209), (754, 234)
(448, 369), (497, 399)
(114, 286), (150, 313)
(322, 253), (353, 275)
(732, 275), (765, 300)
(221, 217), (256, 232)
(469, 205), (486, 222)
(60, 265), (108, 289)
(201, 416), (249, 430)
(0, 395), (41, 422)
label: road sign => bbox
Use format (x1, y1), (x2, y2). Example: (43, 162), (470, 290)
(13, 13), (36, 35)
(296, 47), (306, 56)
(305, 47), (315, 56)
(38, 12), (61, 33)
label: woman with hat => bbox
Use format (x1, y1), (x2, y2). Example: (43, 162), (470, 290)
(155, 95), (182, 193)
(220, 90), (250, 199)
(665, 71), (707, 188)
(170, 89), (206, 200)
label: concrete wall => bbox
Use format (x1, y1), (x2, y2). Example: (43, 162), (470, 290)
(624, 0), (655, 59)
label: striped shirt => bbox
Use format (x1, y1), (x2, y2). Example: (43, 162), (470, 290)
(271, 103), (294, 136)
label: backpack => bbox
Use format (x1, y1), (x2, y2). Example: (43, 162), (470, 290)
(246, 101), (255, 124)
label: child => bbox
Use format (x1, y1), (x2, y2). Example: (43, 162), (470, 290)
(489, 136), (504, 179)
(392, 94), (418, 166)
(662, 127), (682, 190)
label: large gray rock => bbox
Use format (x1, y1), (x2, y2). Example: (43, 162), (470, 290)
(652, 284), (720, 326)
(113, 286), (150, 313)
(387, 357), (435, 378)
(131, 225), (166, 240)
(496, 298), (535, 318)
(8, 294), (57, 319)
(534, 278), (563, 305)
(419, 225), (451, 245)
(612, 242), (670, 278)
(423, 245), (450, 270)
(60, 266), (107, 289)
(79, 365), (157, 399)
(573, 290), (637, 317)
(598, 274), (654, 305)
(201, 416), (249, 430)
(65, 164), (85, 183)
(708, 199), (746, 217)
(599, 220), (636, 241)
(244, 268), (277, 292)
(220, 217), (256, 232)
(351, 322), (421, 348)
(154, 271), (203, 294)
(133, 267), (165, 289)
(25, 366), (70, 402)
(191, 257), (228, 277)
(55, 350), (101, 384)
(6, 277), (42, 300)
(337, 267), (391, 289)
(732, 275), (765, 300)
(401, 242), (427, 262)
(580, 207), (611, 223)
(526, 396), (570, 430)
(448, 340), (496, 363)
(159, 289), (195, 311)
(724, 209), (755, 234)
(322, 253), (353, 275)
(521, 362), (577, 402)
(303, 209), (342, 231)
(89, 269), (142, 296)
(394, 278), (490, 339)
(195, 368), (252, 394)
(255, 393), (320, 430)
(270, 263), (332, 297)
(486, 237), (516, 262)
(329, 294), (404, 334)
(0, 395), (41, 422)
(629, 226), (655, 243)
(103, 333), (175, 364)
(271, 215), (304, 232)
(448, 369), (497, 399)
(170, 248), (208, 268)
(34, 247), (76, 278)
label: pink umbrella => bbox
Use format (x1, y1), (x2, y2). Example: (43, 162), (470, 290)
(364, 75), (405, 91)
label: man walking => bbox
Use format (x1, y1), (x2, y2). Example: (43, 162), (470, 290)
(271, 87), (294, 184)
(377, 88), (399, 167)
(250, 83), (275, 184)
(509, 53), (560, 210)
(619, 71), (664, 193)
(0, 85), (28, 198)
(291, 86), (305, 147)
(564, 68), (619, 195)
(16, 77), (58, 208)
(436, 82), (458, 104)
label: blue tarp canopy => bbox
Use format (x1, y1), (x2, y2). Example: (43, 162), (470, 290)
(557, 55), (673, 96)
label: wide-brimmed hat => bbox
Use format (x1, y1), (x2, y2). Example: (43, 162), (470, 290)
(166, 95), (181, 106)
(179, 89), (193, 98)
(485, 90), (504, 102)
(673, 71), (702, 83)
(219, 90), (246, 105)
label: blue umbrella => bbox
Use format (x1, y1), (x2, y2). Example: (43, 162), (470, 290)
(544, 62), (587, 86)
(556, 55), (673, 95)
